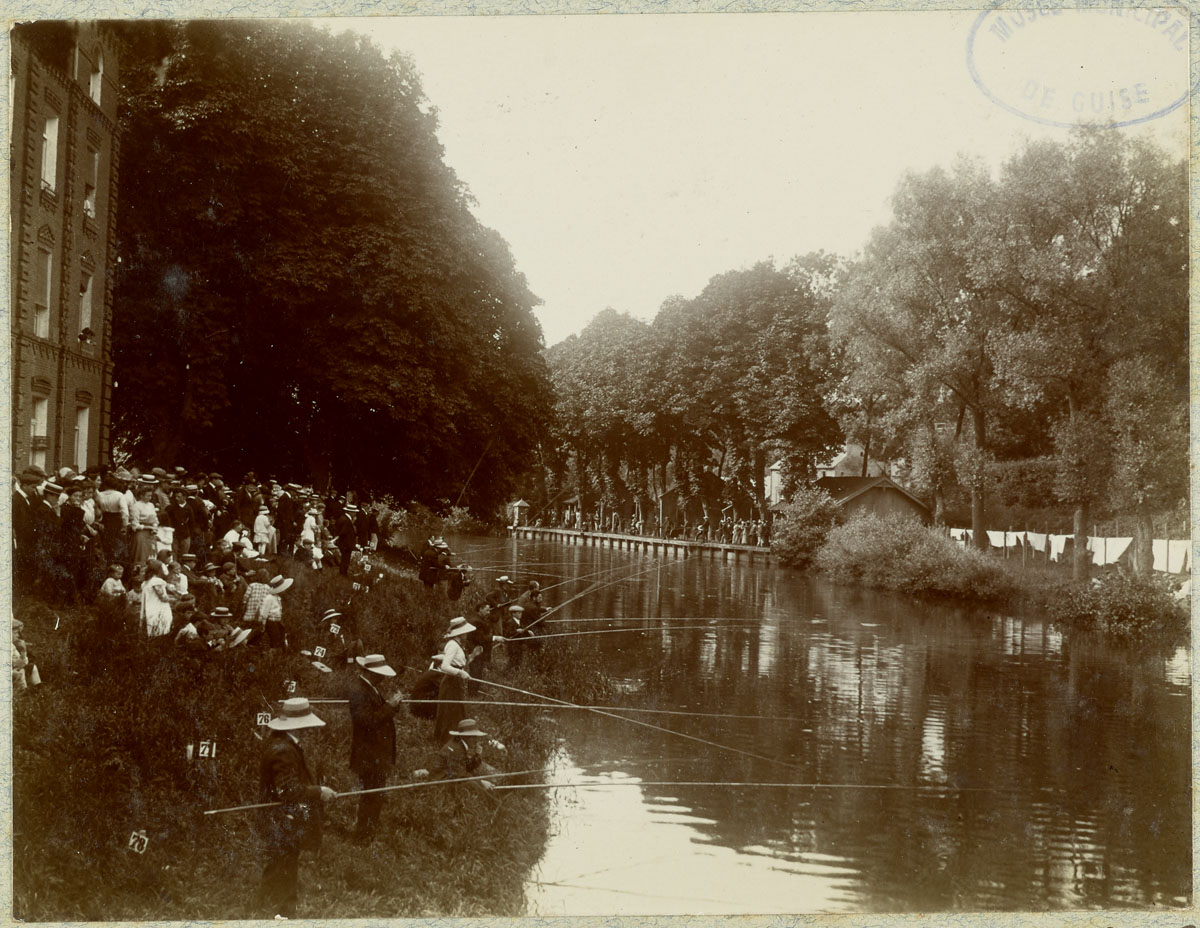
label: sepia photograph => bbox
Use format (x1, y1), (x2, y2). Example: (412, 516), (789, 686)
(5, 2), (1193, 922)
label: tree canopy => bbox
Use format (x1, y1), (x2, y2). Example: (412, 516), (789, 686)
(111, 21), (552, 512)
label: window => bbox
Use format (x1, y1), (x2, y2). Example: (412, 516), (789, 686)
(89, 48), (103, 105)
(40, 115), (59, 192)
(83, 148), (99, 218)
(33, 248), (52, 338)
(75, 406), (90, 469)
(79, 272), (93, 333)
(30, 395), (49, 470)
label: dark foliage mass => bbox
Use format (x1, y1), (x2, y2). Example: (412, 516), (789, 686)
(13, 559), (612, 920)
(111, 21), (553, 514)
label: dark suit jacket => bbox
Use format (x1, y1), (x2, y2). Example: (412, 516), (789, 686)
(349, 673), (399, 773)
(333, 515), (356, 551)
(13, 490), (35, 555)
(275, 493), (298, 539)
(259, 732), (323, 849)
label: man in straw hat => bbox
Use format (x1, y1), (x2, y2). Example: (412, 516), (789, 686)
(440, 719), (499, 792)
(258, 696), (337, 919)
(348, 653), (404, 843)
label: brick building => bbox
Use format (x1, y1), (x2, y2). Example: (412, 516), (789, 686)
(10, 21), (120, 473)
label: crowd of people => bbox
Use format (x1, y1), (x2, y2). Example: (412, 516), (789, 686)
(12, 462), (549, 920)
(545, 508), (772, 545)
(12, 462), (385, 644)
(256, 563), (545, 918)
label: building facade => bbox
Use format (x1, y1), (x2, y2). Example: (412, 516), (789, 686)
(10, 21), (120, 473)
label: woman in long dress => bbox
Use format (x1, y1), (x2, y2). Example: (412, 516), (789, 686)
(130, 485), (159, 566)
(433, 616), (476, 743)
(140, 558), (173, 637)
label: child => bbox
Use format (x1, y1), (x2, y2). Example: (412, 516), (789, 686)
(99, 563), (126, 600)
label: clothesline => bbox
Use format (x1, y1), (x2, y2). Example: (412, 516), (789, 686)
(947, 528), (1190, 572)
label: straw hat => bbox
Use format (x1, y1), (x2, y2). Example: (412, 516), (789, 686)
(210, 607), (233, 621)
(448, 719), (488, 738)
(269, 575), (294, 595)
(355, 654), (396, 677)
(496, 575), (514, 585)
(268, 697), (326, 731)
(322, 608), (343, 622)
(444, 616), (476, 639)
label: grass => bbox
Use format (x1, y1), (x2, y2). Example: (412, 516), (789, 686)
(12, 552), (612, 920)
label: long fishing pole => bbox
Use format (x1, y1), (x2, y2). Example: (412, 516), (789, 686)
(454, 438), (495, 509)
(533, 615), (749, 625)
(203, 754), (714, 816)
(538, 556), (654, 594)
(202, 766), (546, 816)
(476, 677), (805, 773)
(496, 780), (1032, 793)
(506, 624), (759, 642)
(529, 557), (687, 630)
(280, 697), (811, 723)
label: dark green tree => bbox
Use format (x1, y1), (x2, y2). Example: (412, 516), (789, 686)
(112, 21), (552, 513)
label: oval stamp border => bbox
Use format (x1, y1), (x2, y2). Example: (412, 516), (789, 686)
(966, 0), (1193, 129)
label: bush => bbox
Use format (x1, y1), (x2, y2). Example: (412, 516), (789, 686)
(814, 511), (1016, 601)
(770, 486), (843, 568)
(1050, 572), (1189, 643)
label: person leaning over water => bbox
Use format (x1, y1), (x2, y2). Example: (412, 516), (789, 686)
(258, 697), (337, 919)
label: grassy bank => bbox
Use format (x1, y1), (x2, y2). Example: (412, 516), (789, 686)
(13, 554), (612, 920)
(776, 511), (1188, 644)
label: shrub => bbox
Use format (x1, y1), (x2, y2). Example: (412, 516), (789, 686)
(814, 511), (1016, 601)
(770, 486), (843, 568)
(1050, 572), (1189, 643)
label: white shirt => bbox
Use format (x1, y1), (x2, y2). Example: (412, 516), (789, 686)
(439, 638), (469, 679)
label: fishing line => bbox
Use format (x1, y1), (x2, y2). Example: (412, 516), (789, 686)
(281, 697), (809, 723)
(477, 677), (805, 773)
(507, 624), (760, 642)
(202, 766), (548, 816)
(529, 557), (689, 629)
(533, 615), (750, 625)
(497, 780), (1028, 792)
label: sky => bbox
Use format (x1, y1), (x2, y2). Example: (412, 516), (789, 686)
(319, 11), (1188, 347)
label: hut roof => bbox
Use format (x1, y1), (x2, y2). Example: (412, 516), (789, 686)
(815, 475), (929, 513)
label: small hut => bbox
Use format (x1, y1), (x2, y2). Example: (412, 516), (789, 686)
(814, 476), (931, 525)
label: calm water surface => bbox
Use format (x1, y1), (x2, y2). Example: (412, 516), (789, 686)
(456, 536), (1192, 915)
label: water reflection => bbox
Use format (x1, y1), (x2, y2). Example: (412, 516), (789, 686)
(462, 538), (1191, 913)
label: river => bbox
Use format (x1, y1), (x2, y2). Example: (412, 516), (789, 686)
(453, 535), (1191, 915)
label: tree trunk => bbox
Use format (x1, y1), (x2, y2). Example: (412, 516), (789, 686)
(1072, 501), (1090, 584)
(970, 406), (988, 550)
(933, 489), (945, 527)
(861, 432), (871, 478)
(1133, 507), (1153, 576)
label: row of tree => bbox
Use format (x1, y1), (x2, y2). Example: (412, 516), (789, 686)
(538, 130), (1187, 579)
(539, 259), (842, 527)
(111, 21), (553, 513)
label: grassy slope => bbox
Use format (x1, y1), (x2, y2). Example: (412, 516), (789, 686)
(13, 554), (610, 920)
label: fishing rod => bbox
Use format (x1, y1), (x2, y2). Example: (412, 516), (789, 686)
(492, 777), (1027, 792)
(537, 556), (653, 594)
(454, 438), (495, 509)
(288, 697), (812, 723)
(204, 754), (713, 816)
(536, 615), (750, 625)
(528, 557), (687, 630)
(202, 766), (546, 816)
(505, 624), (759, 642)
(477, 677), (805, 773)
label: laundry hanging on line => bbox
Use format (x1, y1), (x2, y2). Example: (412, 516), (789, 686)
(1086, 536), (1132, 568)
